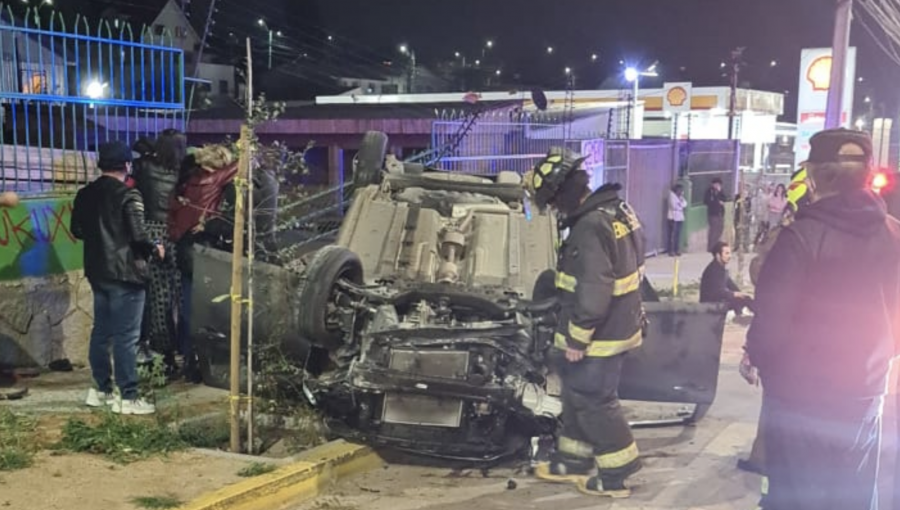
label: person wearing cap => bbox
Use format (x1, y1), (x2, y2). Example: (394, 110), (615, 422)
(746, 128), (900, 510)
(525, 150), (645, 498)
(70, 141), (164, 416)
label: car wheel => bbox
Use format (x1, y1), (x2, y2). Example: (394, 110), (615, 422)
(353, 131), (388, 188)
(297, 246), (364, 350)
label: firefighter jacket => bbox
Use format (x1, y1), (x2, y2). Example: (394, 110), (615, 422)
(553, 185), (646, 357)
(746, 189), (900, 403)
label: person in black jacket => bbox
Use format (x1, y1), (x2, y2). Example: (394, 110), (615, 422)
(525, 150), (645, 499)
(746, 128), (900, 510)
(132, 130), (185, 376)
(71, 141), (164, 415)
(705, 177), (730, 253)
(699, 241), (753, 315)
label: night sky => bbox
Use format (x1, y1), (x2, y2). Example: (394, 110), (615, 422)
(264, 0), (900, 121)
(28, 0), (900, 121)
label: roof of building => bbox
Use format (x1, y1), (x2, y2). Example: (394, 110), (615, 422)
(94, 0), (209, 35)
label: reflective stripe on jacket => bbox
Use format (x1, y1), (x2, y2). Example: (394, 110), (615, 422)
(554, 187), (645, 357)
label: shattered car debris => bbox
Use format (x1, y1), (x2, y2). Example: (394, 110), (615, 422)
(192, 131), (728, 462)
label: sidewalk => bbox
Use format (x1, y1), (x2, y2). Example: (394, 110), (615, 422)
(4, 368), (226, 415)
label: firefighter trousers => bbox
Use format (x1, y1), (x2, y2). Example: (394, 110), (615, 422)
(555, 353), (641, 483)
(760, 394), (882, 510)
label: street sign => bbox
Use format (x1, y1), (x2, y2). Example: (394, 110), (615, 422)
(663, 82), (693, 114)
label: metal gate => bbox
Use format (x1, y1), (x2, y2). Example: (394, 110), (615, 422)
(626, 142), (678, 255)
(0, 5), (185, 192)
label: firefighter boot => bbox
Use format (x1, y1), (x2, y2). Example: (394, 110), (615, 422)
(534, 453), (593, 484)
(576, 476), (631, 499)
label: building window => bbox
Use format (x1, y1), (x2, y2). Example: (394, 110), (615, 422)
(22, 71), (47, 94)
(175, 27), (188, 38)
(383, 84), (399, 94)
(153, 24), (165, 36)
(219, 80), (228, 95)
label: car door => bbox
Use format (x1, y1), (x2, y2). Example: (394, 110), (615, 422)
(618, 300), (728, 406)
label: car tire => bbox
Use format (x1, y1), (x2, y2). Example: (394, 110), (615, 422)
(353, 131), (388, 188)
(297, 246), (364, 350)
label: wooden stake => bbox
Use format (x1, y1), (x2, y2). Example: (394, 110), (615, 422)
(229, 38), (254, 454)
(229, 124), (251, 453)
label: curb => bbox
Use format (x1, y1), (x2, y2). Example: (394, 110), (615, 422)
(178, 440), (382, 510)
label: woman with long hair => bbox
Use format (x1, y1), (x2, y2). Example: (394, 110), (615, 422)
(132, 129), (186, 376)
(767, 184), (788, 228)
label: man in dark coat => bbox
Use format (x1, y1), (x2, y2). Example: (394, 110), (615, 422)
(746, 128), (900, 510)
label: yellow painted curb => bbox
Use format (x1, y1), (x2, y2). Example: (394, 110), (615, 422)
(178, 440), (382, 510)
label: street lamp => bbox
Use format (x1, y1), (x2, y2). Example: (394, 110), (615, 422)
(547, 46), (554, 54)
(591, 53), (599, 62)
(258, 19), (279, 70)
(624, 64), (659, 138)
(482, 39), (494, 61)
(399, 44), (417, 93)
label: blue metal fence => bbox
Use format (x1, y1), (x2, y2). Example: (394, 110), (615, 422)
(0, 4), (185, 193)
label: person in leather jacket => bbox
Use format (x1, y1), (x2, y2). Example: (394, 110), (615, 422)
(746, 128), (900, 510)
(71, 141), (163, 415)
(132, 130), (185, 376)
(168, 144), (239, 382)
(525, 150), (645, 499)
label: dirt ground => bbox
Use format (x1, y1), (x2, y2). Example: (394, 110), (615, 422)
(0, 450), (252, 510)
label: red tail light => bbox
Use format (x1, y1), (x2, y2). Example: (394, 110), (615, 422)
(872, 172), (889, 194)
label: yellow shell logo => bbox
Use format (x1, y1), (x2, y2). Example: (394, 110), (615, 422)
(667, 86), (688, 107)
(807, 56), (832, 92)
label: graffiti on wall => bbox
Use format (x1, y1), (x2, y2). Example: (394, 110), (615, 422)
(0, 197), (83, 280)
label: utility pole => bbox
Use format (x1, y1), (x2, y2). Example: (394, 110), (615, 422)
(727, 47), (745, 140)
(825, 0), (853, 129)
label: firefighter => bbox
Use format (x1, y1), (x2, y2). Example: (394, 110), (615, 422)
(746, 128), (900, 510)
(524, 150), (645, 498)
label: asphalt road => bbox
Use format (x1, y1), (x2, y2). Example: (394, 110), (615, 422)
(292, 322), (770, 510)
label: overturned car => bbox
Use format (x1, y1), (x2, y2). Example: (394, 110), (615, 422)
(193, 132), (728, 462)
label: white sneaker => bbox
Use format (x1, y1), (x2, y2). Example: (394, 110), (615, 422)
(85, 388), (115, 408)
(115, 398), (156, 415)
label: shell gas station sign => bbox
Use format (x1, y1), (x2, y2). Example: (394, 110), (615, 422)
(794, 47), (857, 168)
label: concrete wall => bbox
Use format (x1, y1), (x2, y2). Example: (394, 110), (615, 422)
(0, 196), (91, 368)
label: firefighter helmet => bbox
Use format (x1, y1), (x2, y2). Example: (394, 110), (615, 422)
(523, 150), (588, 212)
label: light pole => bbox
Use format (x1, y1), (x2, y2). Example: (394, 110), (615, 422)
(482, 39), (493, 61)
(399, 44), (416, 93)
(624, 63), (659, 139)
(825, 0), (853, 129)
(257, 19), (280, 70)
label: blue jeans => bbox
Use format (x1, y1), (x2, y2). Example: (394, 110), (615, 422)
(89, 279), (146, 400)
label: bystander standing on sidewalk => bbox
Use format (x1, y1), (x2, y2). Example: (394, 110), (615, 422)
(71, 141), (163, 415)
(667, 184), (687, 256)
(704, 178), (730, 253)
(132, 130), (186, 377)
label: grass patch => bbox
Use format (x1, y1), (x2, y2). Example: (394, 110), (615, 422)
(57, 412), (187, 464)
(130, 494), (183, 509)
(237, 461), (278, 477)
(0, 409), (38, 471)
(177, 417), (231, 449)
